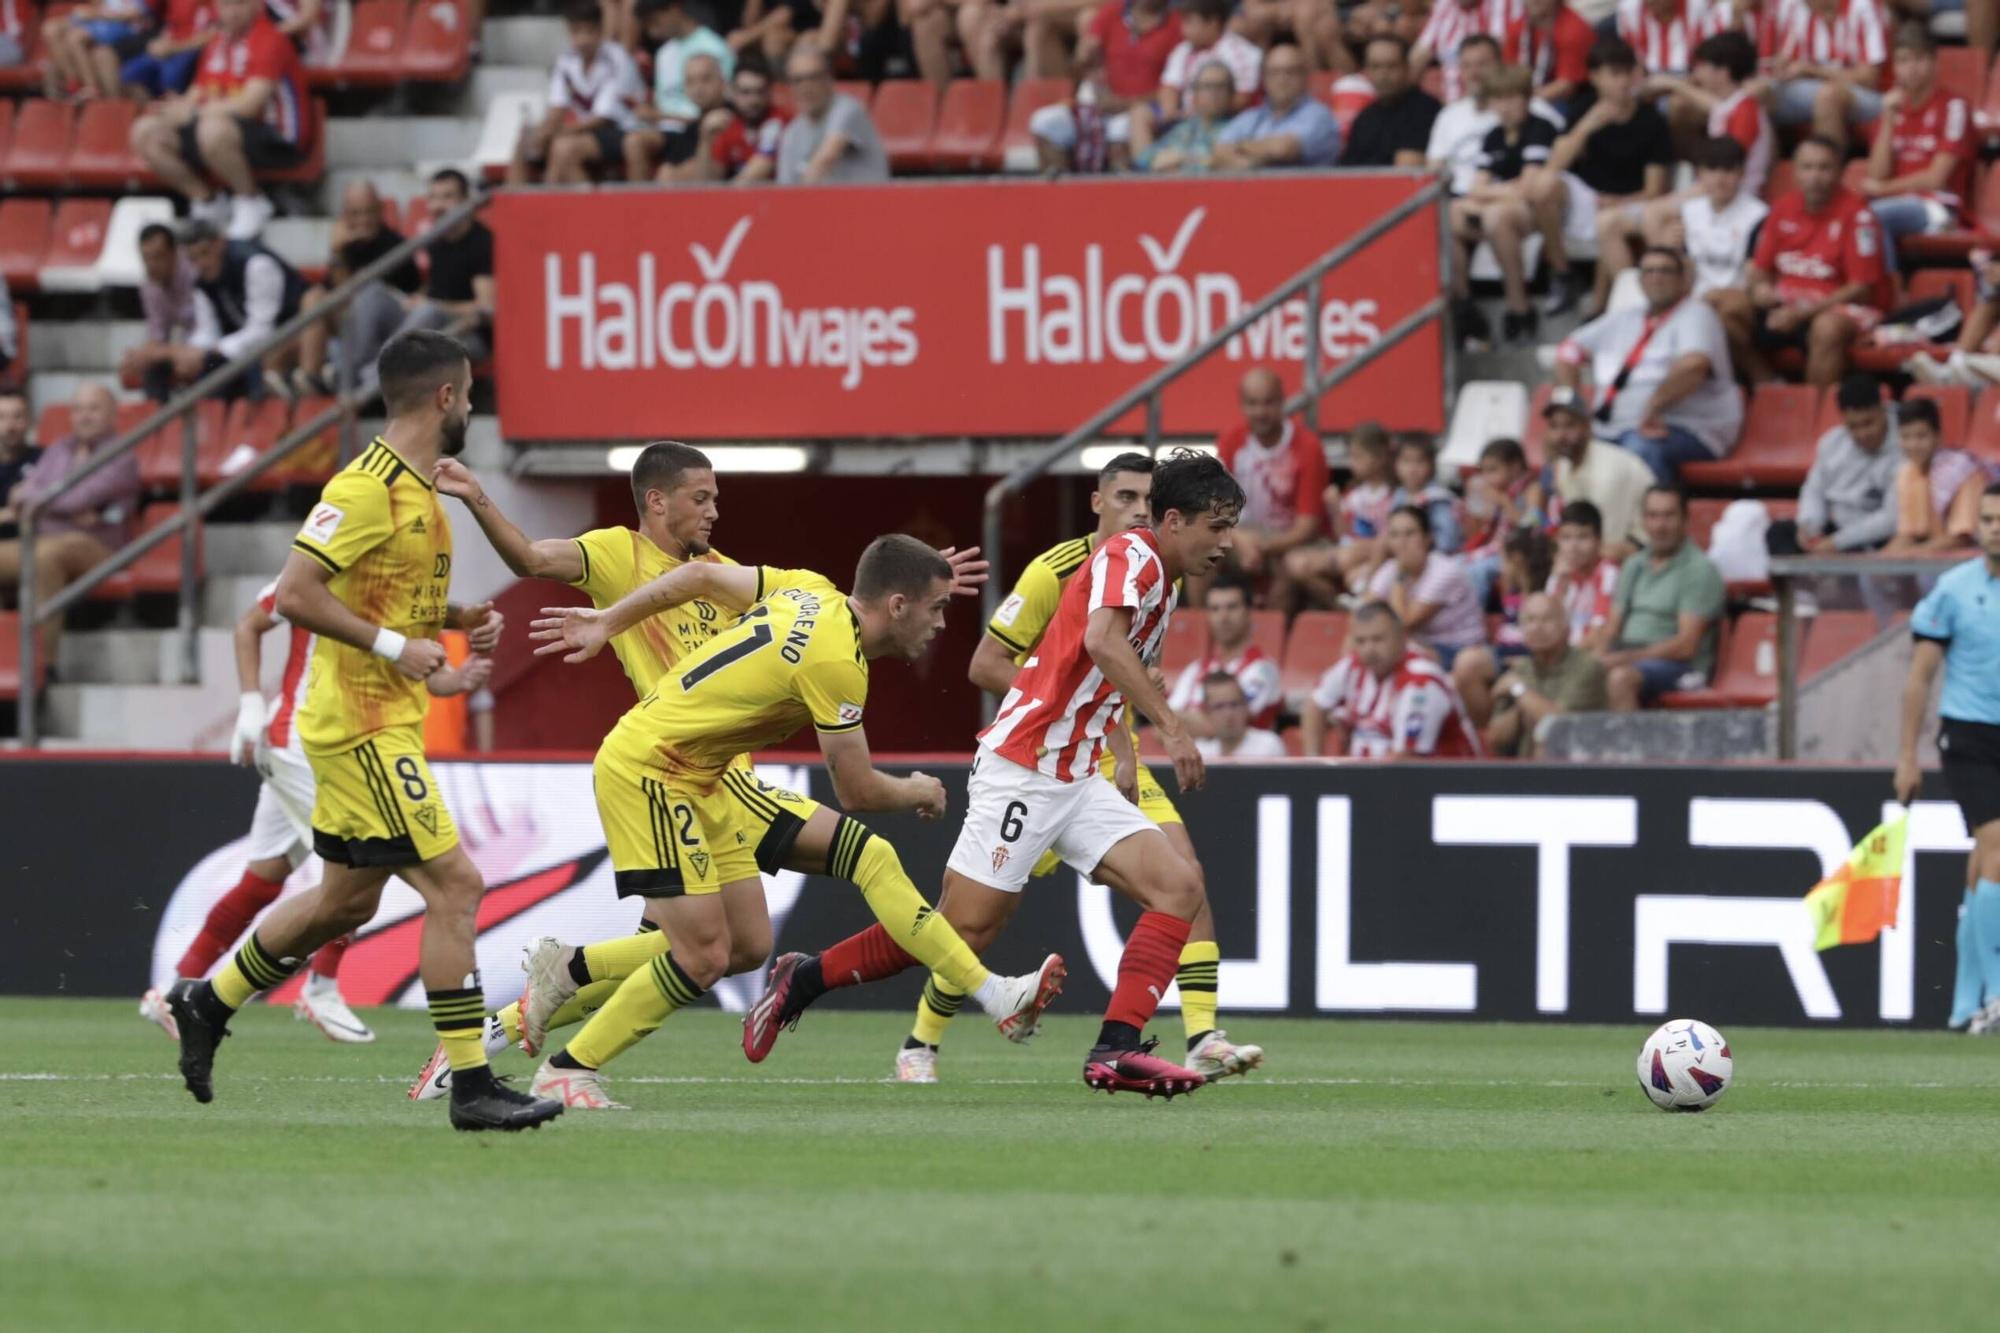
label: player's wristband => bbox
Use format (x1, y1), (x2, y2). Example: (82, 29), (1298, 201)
(370, 627), (408, 661)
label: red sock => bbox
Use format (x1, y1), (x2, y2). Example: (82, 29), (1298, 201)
(176, 868), (285, 977)
(309, 934), (351, 980)
(819, 924), (918, 989)
(1103, 911), (1192, 1031)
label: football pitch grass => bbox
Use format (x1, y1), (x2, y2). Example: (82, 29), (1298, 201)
(4, 1000), (1998, 1332)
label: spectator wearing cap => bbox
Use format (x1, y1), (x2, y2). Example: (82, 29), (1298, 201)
(1597, 484), (1725, 710)
(1542, 387), (1652, 560)
(1889, 397), (1990, 552)
(1484, 591), (1609, 756)
(1127, 0), (1259, 163)
(1339, 35), (1441, 167)
(1166, 573), (1285, 736)
(1193, 673), (1287, 760)
(1216, 366), (1327, 605)
(776, 44), (890, 184)
(1368, 503), (1486, 666)
(509, 0), (644, 185)
(1553, 245), (1742, 484)
(289, 181), (422, 399)
(1769, 373), (1901, 555)
(1028, 0), (1180, 173)
(1712, 136), (1888, 387)
(180, 218), (306, 400)
(120, 223), (211, 403)
(1212, 43), (1343, 170)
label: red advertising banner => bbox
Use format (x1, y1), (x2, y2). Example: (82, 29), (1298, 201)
(491, 174), (1444, 441)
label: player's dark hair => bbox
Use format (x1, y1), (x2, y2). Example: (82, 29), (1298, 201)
(1894, 17), (1934, 54)
(1559, 499), (1603, 537)
(1459, 32), (1500, 60)
(139, 222), (176, 249)
(1796, 134), (1842, 163)
(1365, 32), (1409, 59)
(1504, 526), (1554, 590)
(1692, 29), (1755, 81)
(1201, 670), (1246, 699)
(629, 440), (713, 510)
(1097, 451), (1154, 489)
(1643, 483), (1687, 514)
(733, 49), (772, 80)
(1150, 448), (1244, 523)
(1350, 422), (1391, 459)
(1899, 398), (1941, 434)
(1586, 36), (1638, 73)
(1205, 570), (1252, 606)
(1390, 503), (1432, 540)
(565, 0), (603, 27)
(429, 166), (471, 197)
(1182, 0), (1231, 26)
(853, 533), (951, 602)
(1837, 372), (1881, 413)
(1692, 134), (1747, 172)
(1352, 599), (1402, 628)
(376, 329), (469, 416)
(1480, 437), (1527, 469)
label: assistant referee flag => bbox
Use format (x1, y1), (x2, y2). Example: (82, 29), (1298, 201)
(1805, 814), (1908, 950)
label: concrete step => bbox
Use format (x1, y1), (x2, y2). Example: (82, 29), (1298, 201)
(327, 116), (483, 172)
(55, 625), (236, 687)
(481, 14), (565, 67)
(464, 64), (548, 107)
(43, 679), (239, 748)
(206, 521), (302, 579)
(265, 217), (335, 273)
(29, 320), (148, 375)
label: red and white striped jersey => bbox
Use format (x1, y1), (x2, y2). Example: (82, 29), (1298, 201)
(1616, 0), (1736, 75)
(1309, 649), (1484, 758)
(1166, 642), (1283, 730)
(1417, 0), (1516, 100)
(981, 529), (1178, 781)
(1759, 0), (1885, 70)
(1548, 559), (1620, 647)
(255, 579), (313, 753)
(1709, 86), (1774, 197)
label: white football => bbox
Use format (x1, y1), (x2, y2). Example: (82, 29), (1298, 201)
(1636, 1019), (1733, 1112)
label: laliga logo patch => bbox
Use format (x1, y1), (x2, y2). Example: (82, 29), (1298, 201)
(301, 504), (345, 544)
(836, 702), (863, 725)
(994, 593), (1026, 627)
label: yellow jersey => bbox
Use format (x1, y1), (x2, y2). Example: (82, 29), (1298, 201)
(291, 438), (452, 755)
(569, 526), (739, 697)
(602, 567), (869, 789)
(985, 534), (1098, 664)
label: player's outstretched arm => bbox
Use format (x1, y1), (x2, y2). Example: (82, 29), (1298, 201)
(1895, 639), (1945, 806)
(229, 598), (276, 766)
(433, 458), (584, 583)
(1082, 605), (1204, 793)
(818, 726), (947, 818)
(274, 550), (447, 680)
(427, 652), (493, 698)
(530, 561), (762, 662)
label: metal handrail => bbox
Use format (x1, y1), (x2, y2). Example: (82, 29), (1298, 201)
(978, 176), (1450, 634)
(17, 191), (492, 746)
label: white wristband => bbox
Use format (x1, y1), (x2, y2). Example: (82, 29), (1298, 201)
(371, 627), (408, 661)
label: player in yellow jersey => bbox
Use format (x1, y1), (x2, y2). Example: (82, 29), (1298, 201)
(520, 536), (1066, 1108)
(893, 452), (1264, 1084)
(165, 330), (563, 1133)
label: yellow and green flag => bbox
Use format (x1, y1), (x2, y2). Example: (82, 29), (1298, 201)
(1805, 815), (1908, 951)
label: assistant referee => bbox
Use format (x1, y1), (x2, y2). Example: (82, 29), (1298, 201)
(1898, 481), (2000, 1032)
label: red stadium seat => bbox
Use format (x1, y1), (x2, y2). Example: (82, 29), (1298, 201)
(1000, 76), (1067, 166)
(403, 194), (434, 236)
(872, 79), (938, 173)
(213, 397), (292, 487)
(277, 394), (342, 485)
(0, 612), (46, 699)
(1279, 610), (1348, 707)
(1974, 162), (2000, 234)
(130, 503), (204, 596)
(0, 198), (52, 289)
(1763, 158), (1793, 202)
(1248, 608), (1285, 663)
(1905, 383), (1973, 445)
(1158, 609), (1205, 683)
(1905, 268), (1974, 314)
(378, 195), (404, 233)
(42, 197), (110, 270)
(0, 101), (15, 164)
(401, 0), (471, 83)
(1939, 46), (1985, 107)
(1659, 614), (1755, 709)
(834, 80), (873, 108)
(66, 98), (145, 190)
(929, 78), (1006, 173)
(34, 403), (71, 447)
(138, 399), (228, 494)
(4, 99), (76, 191)
(316, 0), (407, 87)
(1681, 383), (1818, 490)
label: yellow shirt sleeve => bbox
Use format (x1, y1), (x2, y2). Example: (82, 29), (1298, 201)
(292, 469), (392, 573)
(987, 559), (1060, 656)
(797, 655), (868, 734)
(570, 527), (637, 606)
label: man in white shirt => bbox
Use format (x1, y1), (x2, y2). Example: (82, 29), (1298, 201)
(1672, 135), (1767, 299)
(1192, 673), (1287, 760)
(1429, 34), (1561, 198)
(509, 0), (644, 185)
(1553, 246), (1742, 482)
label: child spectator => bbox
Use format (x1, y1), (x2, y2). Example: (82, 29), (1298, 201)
(1388, 435), (1464, 553)
(44, 0), (153, 98)
(508, 0), (644, 186)
(1860, 23), (1974, 269)
(1673, 135), (1768, 300)
(121, 0), (216, 98)
(1448, 63), (1558, 345)
(1889, 397), (1990, 551)
(1547, 499), (1622, 648)
(1281, 421), (1395, 609)
(1453, 525), (1555, 726)
(1463, 435), (1549, 600)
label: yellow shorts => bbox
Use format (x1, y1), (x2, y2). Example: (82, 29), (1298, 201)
(1030, 757), (1181, 878)
(308, 726), (459, 868)
(595, 747), (821, 897)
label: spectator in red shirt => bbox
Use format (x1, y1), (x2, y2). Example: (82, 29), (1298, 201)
(1762, 0), (1886, 152)
(1302, 601), (1485, 757)
(1028, 0), (1181, 171)
(1712, 135), (1887, 385)
(1165, 572), (1285, 735)
(121, 0), (216, 98)
(1217, 366), (1328, 610)
(1504, 0), (1595, 111)
(1860, 22), (1974, 270)
(688, 55), (785, 184)
(130, 0), (307, 244)
(1628, 29), (1768, 254)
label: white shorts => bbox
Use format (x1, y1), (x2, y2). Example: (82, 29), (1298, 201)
(1561, 173), (1645, 248)
(245, 740), (315, 866)
(1027, 103), (1133, 150)
(944, 745), (1156, 893)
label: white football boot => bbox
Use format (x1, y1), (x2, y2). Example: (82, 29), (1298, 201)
(530, 1059), (629, 1110)
(294, 974), (376, 1043)
(138, 987), (179, 1040)
(1186, 1029), (1265, 1080)
(519, 937), (579, 1056)
(894, 1044), (938, 1083)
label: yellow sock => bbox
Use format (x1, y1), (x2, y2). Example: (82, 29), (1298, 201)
(495, 1000), (524, 1045)
(1176, 940), (1220, 1041)
(579, 931), (669, 982)
(561, 953), (705, 1071)
(210, 933), (299, 1011)
(841, 826), (988, 995)
(428, 985), (488, 1073)
(910, 975), (964, 1047)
